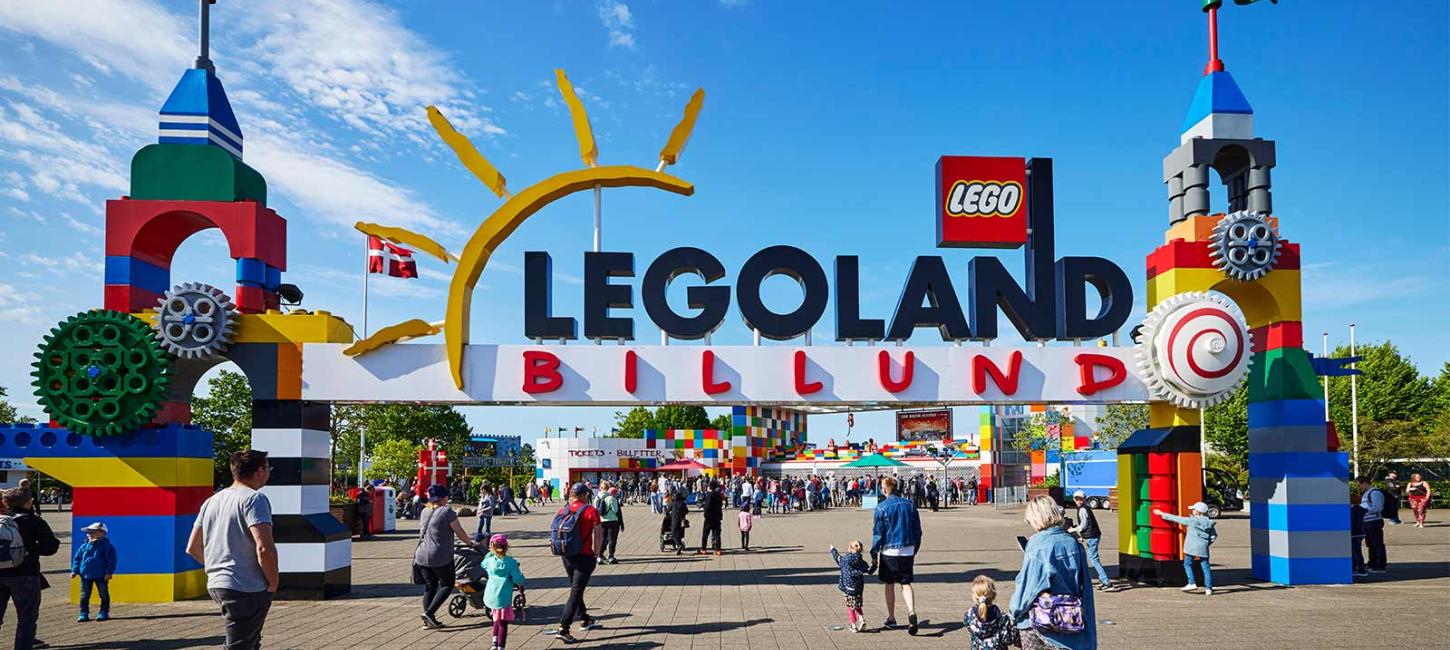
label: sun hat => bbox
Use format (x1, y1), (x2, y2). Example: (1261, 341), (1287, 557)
(427, 485), (449, 501)
(489, 533), (509, 548)
(81, 522), (108, 534)
(1190, 502), (1209, 513)
(1072, 490), (1086, 499)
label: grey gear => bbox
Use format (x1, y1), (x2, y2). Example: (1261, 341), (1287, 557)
(1209, 211), (1282, 281)
(154, 282), (238, 359)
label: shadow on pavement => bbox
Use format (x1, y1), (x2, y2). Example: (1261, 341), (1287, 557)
(576, 617), (774, 643)
(57, 635), (225, 649)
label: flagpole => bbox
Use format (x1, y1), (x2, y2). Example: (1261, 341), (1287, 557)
(362, 234), (370, 339)
(1349, 323), (1360, 478)
(1322, 331), (1330, 420)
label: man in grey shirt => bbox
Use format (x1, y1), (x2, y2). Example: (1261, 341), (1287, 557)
(187, 450), (278, 650)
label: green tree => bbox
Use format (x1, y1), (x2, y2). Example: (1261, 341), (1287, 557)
(1092, 403), (1148, 450)
(1011, 412), (1056, 451)
(655, 405), (710, 430)
(1325, 342), (1436, 433)
(709, 413), (733, 432)
(191, 370), (254, 488)
(612, 406), (656, 438)
(1204, 382), (1249, 470)
(0, 386), (38, 424)
(332, 403), (472, 484)
(365, 437), (422, 482)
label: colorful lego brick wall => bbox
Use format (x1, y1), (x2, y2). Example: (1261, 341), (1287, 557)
(0, 423), (210, 602)
(732, 406), (808, 475)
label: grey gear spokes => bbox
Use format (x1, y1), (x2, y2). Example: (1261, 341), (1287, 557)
(155, 283), (238, 359)
(1209, 211), (1282, 281)
(1135, 291), (1253, 409)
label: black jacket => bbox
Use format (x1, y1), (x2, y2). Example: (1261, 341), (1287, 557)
(702, 491), (724, 523)
(0, 508), (61, 577)
(1075, 504), (1101, 540)
(668, 499), (688, 535)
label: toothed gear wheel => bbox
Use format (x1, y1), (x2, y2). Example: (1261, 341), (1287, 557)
(30, 310), (172, 436)
(1209, 211), (1282, 281)
(155, 283), (237, 359)
(1135, 291), (1253, 409)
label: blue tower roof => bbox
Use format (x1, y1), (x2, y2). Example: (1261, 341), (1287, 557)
(158, 68), (244, 159)
(1180, 71), (1253, 135)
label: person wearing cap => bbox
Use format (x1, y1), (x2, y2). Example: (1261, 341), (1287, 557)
(1068, 491), (1113, 591)
(481, 534), (525, 650)
(70, 522), (117, 622)
(413, 484), (480, 629)
(1154, 502), (1219, 595)
(549, 482), (603, 644)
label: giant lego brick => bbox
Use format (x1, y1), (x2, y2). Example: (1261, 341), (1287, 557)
(1249, 347), (1323, 402)
(130, 143), (266, 205)
(105, 198), (286, 270)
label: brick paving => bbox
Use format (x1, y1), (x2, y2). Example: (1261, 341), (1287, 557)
(15, 502), (1450, 649)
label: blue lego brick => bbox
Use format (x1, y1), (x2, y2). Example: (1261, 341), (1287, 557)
(0, 424), (213, 460)
(1247, 399), (1326, 428)
(71, 514), (202, 574)
(236, 257), (267, 286)
(1252, 554), (1351, 586)
(103, 256), (170, 294)
(1249, 502), (1350, 533)
(1248, 452), (1349, 481)
(1181, 70), (1253, 132)
(265, 265), (282, 292)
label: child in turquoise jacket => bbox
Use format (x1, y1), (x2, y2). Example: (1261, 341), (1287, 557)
(1155, 502), (1218, 595)
(482, 534), (525, 650)
(70, 522), (118, 622)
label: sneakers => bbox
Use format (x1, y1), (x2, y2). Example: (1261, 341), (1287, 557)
(1098, 582), (1114, 592)
(907, 613), (919, 636)
(580, 617), (598, 630)
(1353, 569), (1369, 577)
(552, 629), (578, 644)
(883, 617), (897, 629)
(97, 611), (110, 622)
(714, 550), (722, 557)
(1204, 588), (1213, 596)
(77, 613), (90, 623)
(1369, 568), (1388, 574)
(1180, 584), (1199, 592)
(420, 614), (444, 629)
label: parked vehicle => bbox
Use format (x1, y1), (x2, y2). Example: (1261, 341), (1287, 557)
(1061, 450), (1116, 509)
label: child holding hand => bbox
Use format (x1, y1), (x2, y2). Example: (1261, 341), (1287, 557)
(830, 540), (870, 633)
(964, 575), (1019, 649)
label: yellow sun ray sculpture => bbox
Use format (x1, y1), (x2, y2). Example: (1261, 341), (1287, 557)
(345, 71), (706, 390)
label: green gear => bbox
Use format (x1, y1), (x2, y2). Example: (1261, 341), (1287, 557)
(30, 310), (172, 436)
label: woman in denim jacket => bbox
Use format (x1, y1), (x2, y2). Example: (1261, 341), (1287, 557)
(1009, 496), (1097, 649)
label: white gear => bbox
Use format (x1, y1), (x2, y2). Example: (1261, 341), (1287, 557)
(1135, 291), (1253, 409)
(154, 283), (238, 359)
(1209, 211), (1282, 282)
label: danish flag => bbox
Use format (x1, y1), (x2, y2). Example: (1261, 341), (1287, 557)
(367, 236), (418, 278)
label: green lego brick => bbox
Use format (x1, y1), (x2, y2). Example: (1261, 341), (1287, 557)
(1135, 528), (1154, 558)
(1131, 453), (1148, 477)
(1248, 348), (1323, 403)
(130, 144), (267, 205)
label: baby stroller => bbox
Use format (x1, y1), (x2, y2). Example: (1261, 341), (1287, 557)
(446, 545), (530, 620)
(659, 513), (689, 552)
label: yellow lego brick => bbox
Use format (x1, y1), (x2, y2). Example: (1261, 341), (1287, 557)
(26, 457), (212, 488)
(1117, 453), (1137, 556)
(233, 310), (354, 344)
(1147, 267), (1301, 325)
(1150, 403), (1201, 428)
(70, 570), (206, 603)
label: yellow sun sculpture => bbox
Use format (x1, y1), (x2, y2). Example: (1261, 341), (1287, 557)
(344, 70), (705, 390)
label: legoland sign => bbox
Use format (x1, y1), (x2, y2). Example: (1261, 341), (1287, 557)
(310, 156), (1144, 405)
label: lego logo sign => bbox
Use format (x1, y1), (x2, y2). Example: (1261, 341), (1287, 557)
(936, 155), (1028, 249)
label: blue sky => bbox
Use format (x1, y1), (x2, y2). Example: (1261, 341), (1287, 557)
(0, 1), (1445, 447)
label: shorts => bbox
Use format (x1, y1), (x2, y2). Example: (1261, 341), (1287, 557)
(842, 593), (863, 609)
(878, 554), (915, 585)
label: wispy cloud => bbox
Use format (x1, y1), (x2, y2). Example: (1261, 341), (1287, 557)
(0, 282), (43, 323)
(597, 2), (637, 50)
(1302, 262), (1431, 307)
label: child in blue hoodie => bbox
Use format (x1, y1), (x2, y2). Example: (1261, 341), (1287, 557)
(71, 521), (118, 622)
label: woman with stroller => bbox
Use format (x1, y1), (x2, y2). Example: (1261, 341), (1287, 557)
(667, 490), (689, 555)
(414, 485), (481, 629)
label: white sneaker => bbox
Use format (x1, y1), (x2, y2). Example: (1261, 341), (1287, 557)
(1204, 588), (1213, 596)
(1180, 584), (1198, 592)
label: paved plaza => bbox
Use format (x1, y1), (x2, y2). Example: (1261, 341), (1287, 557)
(18, 502), (1450, 649)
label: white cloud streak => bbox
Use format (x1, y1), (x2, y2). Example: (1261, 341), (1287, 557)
(597, 2), (637, 50)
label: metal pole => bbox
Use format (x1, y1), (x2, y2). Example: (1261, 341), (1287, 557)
(593, 185), (602, 252)
(1350, 323), (1359, 478)
(1322, 331), (1330, 420)
(358, 427), (366, 488)
(194, 0), (214, 71)
(362, 235), (370, 338)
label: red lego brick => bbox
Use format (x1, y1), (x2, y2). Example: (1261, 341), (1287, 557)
(1251, 321), (1303, 353)
(104, 284), (164, 312)
(1148, 452), (1176, 476)
(105, 198), (287, 270)
(234, 285), (268, 313)
(72, 486), (212, 517)
(1149, 476), (1176, 502)
(1146, 239), (1215, 279)
(151, 401), (192, 425)
(1150, 528), (1178, 559)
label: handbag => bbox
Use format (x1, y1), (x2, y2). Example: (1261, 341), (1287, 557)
(1029, 593), (1085, 634)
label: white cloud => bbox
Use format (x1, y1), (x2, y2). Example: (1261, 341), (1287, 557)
(3, 187), (28, 202)
(1302, 262), (1430, 307)
(0, 282), (43, 323)
(61, 213), (102, 236)
(0, 2), (192, 92)
(597, 2), (637, 50)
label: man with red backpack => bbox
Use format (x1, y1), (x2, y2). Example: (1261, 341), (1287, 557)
(547, 482), (603, 644)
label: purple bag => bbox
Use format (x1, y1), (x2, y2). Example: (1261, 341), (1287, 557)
(1029, 593), (1085, 633)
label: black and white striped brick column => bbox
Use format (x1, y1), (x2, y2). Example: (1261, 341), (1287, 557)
(252, 399), (351, 599)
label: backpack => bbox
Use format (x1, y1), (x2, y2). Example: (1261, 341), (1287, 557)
(0, 515), (27, 570)
(550, 504), (588, 556)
